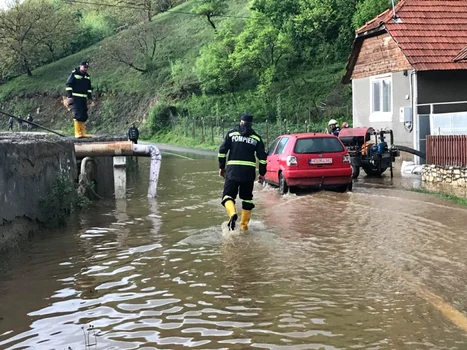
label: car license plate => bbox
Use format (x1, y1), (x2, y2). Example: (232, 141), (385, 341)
(309, 158), (332, 165)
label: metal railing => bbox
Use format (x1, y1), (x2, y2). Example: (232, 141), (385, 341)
(426, 135), (467, 167)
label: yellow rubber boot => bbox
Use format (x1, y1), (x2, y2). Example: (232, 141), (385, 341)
(74, 119), (82, 138)
(79, 121), (92, 138)
(224, 200), (237, 230)
(240, 209), (252, 231)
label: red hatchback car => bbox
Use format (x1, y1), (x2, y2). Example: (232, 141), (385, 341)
(264, 133), (353, 194)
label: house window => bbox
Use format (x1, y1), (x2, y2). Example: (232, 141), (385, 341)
(370, 75), (392, 121)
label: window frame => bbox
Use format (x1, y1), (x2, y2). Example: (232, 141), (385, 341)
(370, 73), (393, 122)
(268, 137), (281, 156)
(293, 137), (345, 154)
(274, 137), (289, 155)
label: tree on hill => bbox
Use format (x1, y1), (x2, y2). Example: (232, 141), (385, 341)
(99, 0), (174, 22)
(192, 0), (228, 30)
(104, 25), (166, 73)
(0, 0), (76, 76)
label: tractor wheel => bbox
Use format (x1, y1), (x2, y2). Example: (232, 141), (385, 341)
(351, 165), (360, 179)
(363, 166), (387, 177)
(336, 182), (352, 193)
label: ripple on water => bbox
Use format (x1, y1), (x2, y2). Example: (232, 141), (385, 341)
(2, 164), (467, 349)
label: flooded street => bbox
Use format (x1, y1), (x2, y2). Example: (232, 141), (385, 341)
(2, 151), (467, 349)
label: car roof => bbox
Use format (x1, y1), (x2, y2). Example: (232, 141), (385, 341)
(277, 133), (337, 139)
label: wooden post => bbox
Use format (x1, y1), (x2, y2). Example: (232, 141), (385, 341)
(192, 118), (195, 139)
(202, 117), (205, 142)
(266, 119), (269, 148)
(211, 122), (214, 143)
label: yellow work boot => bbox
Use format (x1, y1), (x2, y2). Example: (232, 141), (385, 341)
(79, 121), (92, 138)
(240, 209), (252, 231)
(74, 119), (82, 138)
(224, 200), (238, 231)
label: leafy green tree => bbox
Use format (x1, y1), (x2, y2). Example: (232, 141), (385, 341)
(0, 0), (77, 76)
(352, 0), (392, 29)
(192, 0), (228, 30)
(194, 21), (240, 93)
(252, 0), (357, 63)
(230, 13), (292, 98)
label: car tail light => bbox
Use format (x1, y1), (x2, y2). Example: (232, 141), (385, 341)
(286, 155), (298, 166)
(343, 154), (350, 164)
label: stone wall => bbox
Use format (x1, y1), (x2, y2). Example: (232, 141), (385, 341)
(422, 164), (467, 188)
(0, 133), (76, 250)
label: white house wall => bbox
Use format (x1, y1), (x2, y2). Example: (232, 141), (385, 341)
(352, 70), (414, 150)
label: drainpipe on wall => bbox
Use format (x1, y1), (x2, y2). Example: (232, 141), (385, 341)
(412, 70), (419, 165)
(74, 142), (162, 198)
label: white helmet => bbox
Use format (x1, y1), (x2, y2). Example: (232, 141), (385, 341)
(328, 119), (337, 126)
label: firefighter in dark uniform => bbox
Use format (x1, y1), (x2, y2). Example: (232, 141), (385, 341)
(327, 119), (340, 137)
(218, 113), (267, 231)
(128, 123), (140, 144)
(66, 61), (92, 138)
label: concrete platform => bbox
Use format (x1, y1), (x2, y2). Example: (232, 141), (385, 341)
(73, 135), (127, 143)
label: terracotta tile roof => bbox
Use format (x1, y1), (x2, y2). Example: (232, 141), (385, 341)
(345, 0), (467, 81)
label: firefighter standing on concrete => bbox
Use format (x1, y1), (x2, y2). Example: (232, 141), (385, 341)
(218, 113), (267, 231)
(66, 61), (92, 138)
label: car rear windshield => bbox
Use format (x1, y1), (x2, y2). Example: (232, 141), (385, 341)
(294, 137), (344, 154)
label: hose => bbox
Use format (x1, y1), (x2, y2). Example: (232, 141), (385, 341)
(393, 144), (426, 159)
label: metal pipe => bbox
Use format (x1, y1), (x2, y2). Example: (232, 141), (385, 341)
(0, 110), (66, 137)
(133, 144), (162, 198)
(74, 141), (162, 197)
(80, 156), (94, 175)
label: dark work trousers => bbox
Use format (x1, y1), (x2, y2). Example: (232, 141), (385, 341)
(222, 178), (255, 210)
(130, 139), (138, 144)
(72, 97), (89, 122)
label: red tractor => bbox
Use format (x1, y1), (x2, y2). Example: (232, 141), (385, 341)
(338, 127), (400, 178)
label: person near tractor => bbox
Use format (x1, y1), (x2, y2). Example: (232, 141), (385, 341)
(65, 61), (93, 138)
(128, 123), (140, 144)
(218, 113), (267, 231)
(327, 119), (341, 137)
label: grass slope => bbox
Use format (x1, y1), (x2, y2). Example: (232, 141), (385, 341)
(0, 0), (248, 99)
(0, 0), (351, 140)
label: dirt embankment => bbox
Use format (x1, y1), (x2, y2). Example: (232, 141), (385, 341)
(1, 92), (158, 135)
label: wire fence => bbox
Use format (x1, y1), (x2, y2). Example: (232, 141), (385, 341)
(167, 115), (334, 149)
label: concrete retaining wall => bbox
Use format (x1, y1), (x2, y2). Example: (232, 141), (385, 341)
(0, 133), (76, 250)
(422, 164), (467, 197)
(422, 164), (467, 187)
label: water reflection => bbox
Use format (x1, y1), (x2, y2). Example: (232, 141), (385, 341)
(1, 156), (467, 349)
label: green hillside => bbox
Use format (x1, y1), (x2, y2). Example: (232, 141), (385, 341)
(0, 0), (373, 148)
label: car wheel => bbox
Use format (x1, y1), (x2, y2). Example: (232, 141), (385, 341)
(279, 172), (289, 195)
(351, 165), (360, 179)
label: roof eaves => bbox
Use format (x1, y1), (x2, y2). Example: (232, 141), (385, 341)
(342, 26), (387, 84)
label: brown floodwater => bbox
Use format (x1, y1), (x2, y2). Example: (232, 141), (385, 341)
(1, 151), (467, 349)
